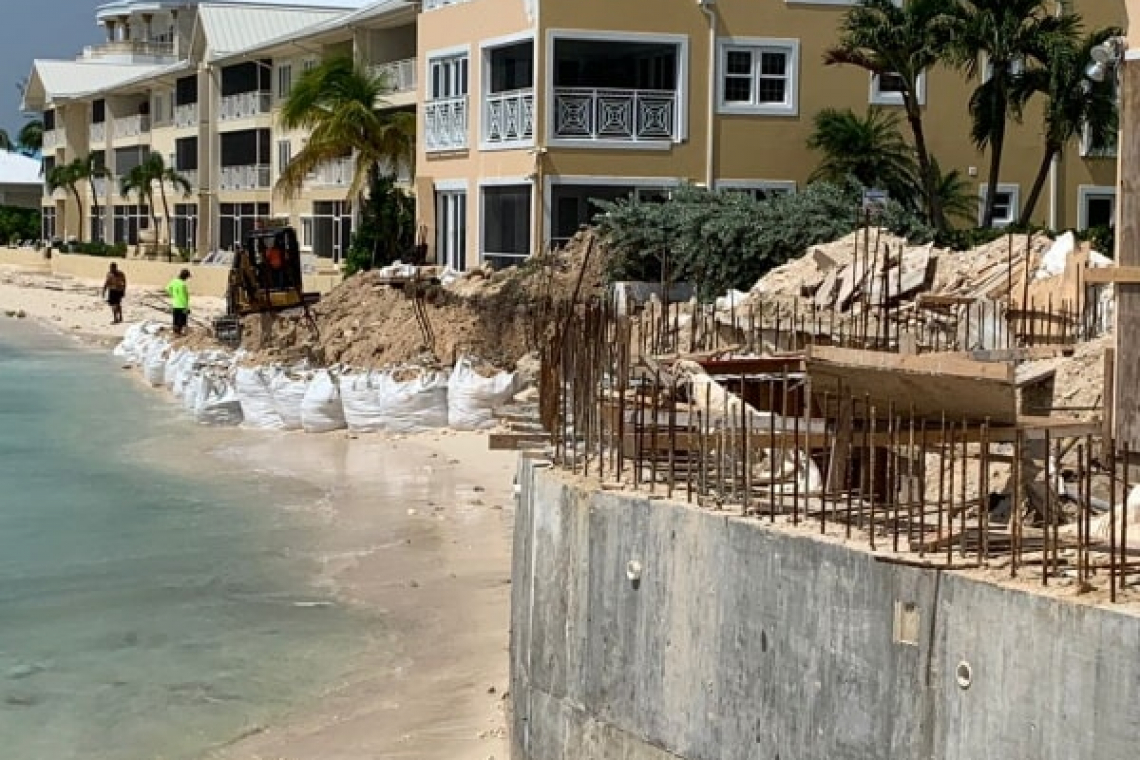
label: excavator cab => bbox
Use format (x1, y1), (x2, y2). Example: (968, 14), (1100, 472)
(226, 226), (314, 316)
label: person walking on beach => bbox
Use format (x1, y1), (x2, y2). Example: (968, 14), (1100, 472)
(166, 269), (192, 337)
(102, 262), (127, 324)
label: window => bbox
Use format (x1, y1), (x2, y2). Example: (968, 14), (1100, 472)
(277, 140), (292, 175)
(435, 186), (467, 270)
(300, 216), (313, 251)
(717, 39), (799, 115)
(1078, 186), (1116, 231)
(430, 55), (468, 100)
(1081, 78), (1119, 158)
(978, 184), (1019, 228)
(717, 180), (796, 201)
(277, 63), (293, 99)
(870, 71), (926, 106)
(481, 184), (531, 269)
(302, 58), (318, 73)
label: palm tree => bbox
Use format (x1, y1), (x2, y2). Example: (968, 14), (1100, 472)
(825, 0), (957, 230)
(275, 55), (415, 202)
(928, 157), (977, 225)
(120, 154), (191, 257)
(1012, 22), (1122, 226)
(806, 107), (918, 206)
(948, 0), (1076, 227)
(46, 160), (85, 242)
(77, 154), (109, 242)
(0, 129), (11, 151)
(17, 119), (43, 155)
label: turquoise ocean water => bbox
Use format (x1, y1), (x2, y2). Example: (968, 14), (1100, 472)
(0, 322), (375, 759)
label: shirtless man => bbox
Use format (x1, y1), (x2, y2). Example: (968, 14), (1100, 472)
(102, 262), (127, 324)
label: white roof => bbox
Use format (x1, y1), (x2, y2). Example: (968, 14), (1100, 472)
(196, 4), (350, 60)
(0, 152), (43, 186)
(24, 60), (165, 108)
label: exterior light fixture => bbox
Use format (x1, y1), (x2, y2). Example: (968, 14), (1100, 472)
(1085, 36), (1127, 86)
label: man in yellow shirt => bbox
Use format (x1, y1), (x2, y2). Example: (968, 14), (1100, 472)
(166, 269), (192, 336)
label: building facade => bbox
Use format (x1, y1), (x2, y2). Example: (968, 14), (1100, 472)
(22, 0), (1127, 269)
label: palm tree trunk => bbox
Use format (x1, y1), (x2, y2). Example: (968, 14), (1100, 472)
(905, 102), (945, 231)
(1018, 143), (1059, 228)
(88, 177), (101, 242)
(71, 187), (84, 244)
(158, 182), (172, 261)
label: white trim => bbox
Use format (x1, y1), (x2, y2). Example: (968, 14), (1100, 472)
(1126, 49), (1140, 61)
(978, 183), (1020, 228)
(545, 29), (689, 149)
(716, 179), (797, 195)
(869, 71), (926, 106)
(479, 176), (534, 187)
(716, 36), (799, 116)
(480, 30), (536, 51)
(542, 174), (683, 247)
(433, 178), (468, 192)
(1076, 184), (1116, 231)
(479, 33), (536, 152)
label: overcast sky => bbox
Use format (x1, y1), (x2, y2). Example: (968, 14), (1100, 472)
(3, 0), (101, 142)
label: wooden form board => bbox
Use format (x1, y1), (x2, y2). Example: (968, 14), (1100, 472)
(804, 345), (1016, 424)
(1116, 58), (1140, 451)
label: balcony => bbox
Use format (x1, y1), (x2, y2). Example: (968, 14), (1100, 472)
(219, 164), (271, 191)
(424, 97), (468, 152)
(219, 91), (271, 122)
(113, 114), (151, 140)
(370, 58), (417, 95)
(83, 40), (175, 60)
(422, 0), (469, 9)
(89, 122), (106, 144)
(174, 169), (197, 189)
(91, 177), (108, 197)
(174, 103), (198, 129)
(42, 129), (62, 150)
(553, 88), (676, 142)
(484, 89), (533, 146)
(309, 157), (354, 187)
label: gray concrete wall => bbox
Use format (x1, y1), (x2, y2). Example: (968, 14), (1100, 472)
(511, 461), (1140, 760)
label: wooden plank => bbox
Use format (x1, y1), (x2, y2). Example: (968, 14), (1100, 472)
(1083, 265), (1140, 284)
(696, 356), (806, 376)
(806, 345), (1013, 382)
(1116, 58), (1140, 450)
(488, 433), (549, 450)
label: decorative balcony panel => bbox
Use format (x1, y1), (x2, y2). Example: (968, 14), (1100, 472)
(424, 97), (468, 152)
(219, 164), (270, 191)
(42, 129), (62, 150)
(219, 91), (272, 121)
(174, 104), (198, 129)
(309, 157), (355, 187)
(553, 88), (676, 142)
(113, 115), (151, 139)
(91, 177), (108, 197)
(89, 122), (106, 145)
(484, 89), (534, 145)
(369, 58), (417, 94)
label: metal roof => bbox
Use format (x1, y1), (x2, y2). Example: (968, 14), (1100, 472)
(195, 4), (349, 60)
(0, 151), (43, 186)
(23, 60), (166, 109)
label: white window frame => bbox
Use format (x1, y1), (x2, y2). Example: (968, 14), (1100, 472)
(716, 37), (799, 116)
(479, 31), (536, 152)
(716, 179), (797, 199)
(978, 183), (1020, 228)
(299, 215), (313, 252)
(478, 176), (535, 268)
(276, 139), (291, 177)
(435, 179), (468, 271)
(301, 57), (319, 73)
(541, 174), (682, 247)
(277, 62), (293, 100)
(870, 71), (926, 106)
(427, 49), (470, 101)
(1077, 185), (1116, 231)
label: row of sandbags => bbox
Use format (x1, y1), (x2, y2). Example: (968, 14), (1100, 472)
(112, 322), (520, 433)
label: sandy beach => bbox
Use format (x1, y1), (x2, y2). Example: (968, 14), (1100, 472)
(1, 263), (519, 760)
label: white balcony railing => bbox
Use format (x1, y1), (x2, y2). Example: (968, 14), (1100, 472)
(370, 58), (417, 94)
(484, 89), (534, 145)
(309, 157), (354, 187)
(423, 0), (469, 9)
(424, 96), (468, 151)
(219, 91), (271, 121)
(89, 122), (106, 144)
(83, 40), (175, 59)
(113, 114), (151, 139)
(219, 164), (270, 191)
(174, 103), (198, 129)
(42, 129), (62, 150)
(90, 177), (108, 197)
(552, 88), (676, 142)
(173, 169), (197, 189)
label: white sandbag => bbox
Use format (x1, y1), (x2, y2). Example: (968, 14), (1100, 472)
(271, 371), (311, 430)
(301, 370), (347, 433)
(142, 340), (171, 387)
(194, 374), (244, 426)
(235, 366), (285, 430)
(182, 368), (204, 413)
(447, 357), (517, 431)
(163, 348), (191, 388)
(170, 351), (199, 399)
(341, 369), (449, 432)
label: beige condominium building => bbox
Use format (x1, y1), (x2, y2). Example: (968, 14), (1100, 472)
(20, 0), (1127, 270)
(23, 0), (414, 262)
(415, 0), (1126, 271)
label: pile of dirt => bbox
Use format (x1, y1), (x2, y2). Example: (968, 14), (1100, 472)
(190, 229), (609, 371)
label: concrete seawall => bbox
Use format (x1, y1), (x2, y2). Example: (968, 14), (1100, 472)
(0, 247), (342, 298)
(511, 461), (1140, 760)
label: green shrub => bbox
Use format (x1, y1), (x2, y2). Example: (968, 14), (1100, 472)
(344, 173), (416, 276)
(1076, 225), (1115, 258)
(0, 205), (40, 244)
(593, 180), (931, 298)
(70, 240), (127, 258)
